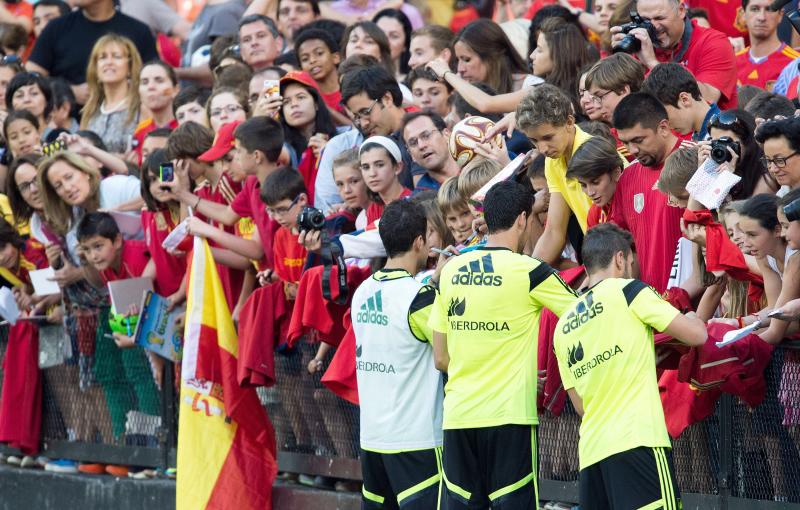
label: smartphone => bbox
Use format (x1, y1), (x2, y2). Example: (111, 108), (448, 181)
(263, 79), (280, 98)
(159, 162), (174, 182)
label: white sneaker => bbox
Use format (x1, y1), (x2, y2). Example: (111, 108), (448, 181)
(19, 456), (36, 468)
(6, 455), (22, 466)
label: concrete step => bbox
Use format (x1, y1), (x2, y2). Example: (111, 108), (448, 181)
(0, 465), (359, 510)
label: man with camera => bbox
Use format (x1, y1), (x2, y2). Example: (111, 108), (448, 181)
(610, 0), (737, 109)
(610, 92), (684, 294)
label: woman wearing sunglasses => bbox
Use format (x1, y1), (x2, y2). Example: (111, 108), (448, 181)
(698, 109), (778, 200)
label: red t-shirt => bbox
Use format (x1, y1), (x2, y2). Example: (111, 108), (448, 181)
(610, 140), (684, 294)
(141, 209), (186, 297)
(231, 175), (280, 268)
(587, 202), (613, 229)
(321, 89), (346, 116)
(100, 239), (150, 283)
(686, 0), (747, 40)
(736, 44), (800, 92)
(365, 188), (412, 225)
(272, 227), (307, 284)
(132, 118), (178, 165)
(655, 20), (738, 110)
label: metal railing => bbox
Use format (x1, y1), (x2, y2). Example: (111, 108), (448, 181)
(2, 316), (800, 509)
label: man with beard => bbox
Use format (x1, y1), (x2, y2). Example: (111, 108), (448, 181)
(611, 92), (683, 294)
(402, 111), (460, 192)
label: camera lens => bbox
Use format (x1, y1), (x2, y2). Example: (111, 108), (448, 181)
(613, 34), (641, 54)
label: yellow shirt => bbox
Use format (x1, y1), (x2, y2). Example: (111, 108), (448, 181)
(544, 126), (593, 233)
(429, 247), (577, 429)
(554, 278), (679, 469)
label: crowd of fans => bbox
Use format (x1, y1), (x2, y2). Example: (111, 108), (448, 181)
(0, 0), (797, 504)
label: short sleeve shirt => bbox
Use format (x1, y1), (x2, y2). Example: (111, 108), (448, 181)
(230, 175), (279, 268)
(429, 247), (577, 429)
(736, 44), (800, 92)
(119, 0), (182, 35)
(554, 279), (679, 469)
(544, 125), (593, 233)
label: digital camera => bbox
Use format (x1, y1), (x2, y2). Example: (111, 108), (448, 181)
(297, 206), (326, 231)
(710, 136), (741, 164)
(613, 13), (658, 54)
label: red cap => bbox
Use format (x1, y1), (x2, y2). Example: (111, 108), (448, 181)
(279, 70), (321, 95)
(198, 120), (241, 162)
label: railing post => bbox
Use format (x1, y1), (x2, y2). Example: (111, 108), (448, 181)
(718, 393), (733, 510)
(159, 362), (176, 472)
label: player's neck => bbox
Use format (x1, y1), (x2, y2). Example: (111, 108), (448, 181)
(485, 230), (519, 253)
(384, 254), (421, 276)
(585, 269), (617, 288)
(749, 35), (782, 59)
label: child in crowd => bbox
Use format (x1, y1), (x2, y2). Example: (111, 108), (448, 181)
(173, 85), (210, 127)
(293, 28), (345, 118)
(359, 136), (412, 224)
(566, 136), (623, 227)
(437, 175), (474, 245)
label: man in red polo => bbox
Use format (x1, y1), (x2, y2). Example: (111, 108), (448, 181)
(610, 0), (737, 109)
(611, 92), (684, 294)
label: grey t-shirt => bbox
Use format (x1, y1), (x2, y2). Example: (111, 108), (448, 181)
(120, 0), (182, 35)
(182, 0), (246, 67)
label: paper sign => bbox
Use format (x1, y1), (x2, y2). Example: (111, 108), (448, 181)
(0, 287), (20, 325)
(162, 218), (189, 251)
(107, 277), (153, 315)
(109, 211), (143, 239)
(29, 268), (60, 296)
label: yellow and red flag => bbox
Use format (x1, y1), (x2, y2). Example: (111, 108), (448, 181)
(177, 238), (277, 510)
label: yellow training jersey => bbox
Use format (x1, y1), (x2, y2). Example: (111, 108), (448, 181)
(554, 278), (680, 470)
(429, 247), (577, 429)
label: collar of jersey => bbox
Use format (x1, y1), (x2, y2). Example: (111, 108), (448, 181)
(473, 246), (512, 252)
(373, 268), (413, 281)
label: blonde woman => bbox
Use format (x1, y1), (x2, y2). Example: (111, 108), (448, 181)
(80, 34), (142, 155)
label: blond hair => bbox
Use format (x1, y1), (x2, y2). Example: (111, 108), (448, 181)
(38, 152), (102, 235)
(657, 146), (697, 197)
(457, 157), (502, 199)
(437, 175), (468, 215)
(81, 34), (142, 129)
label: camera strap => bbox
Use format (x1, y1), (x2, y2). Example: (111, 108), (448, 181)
(671, 18), (693, 64)
(321, 235), (349, 305)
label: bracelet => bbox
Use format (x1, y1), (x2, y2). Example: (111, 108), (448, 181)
(194, 195), (201, 209)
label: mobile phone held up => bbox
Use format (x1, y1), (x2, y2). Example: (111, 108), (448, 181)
(159, 162), (174, 183)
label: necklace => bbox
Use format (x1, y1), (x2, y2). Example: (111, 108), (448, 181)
(100, 97), (128, 115)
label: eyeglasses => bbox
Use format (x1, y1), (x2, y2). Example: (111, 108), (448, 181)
(266, 194), (301, 217)
(209, 104), (244, 118)
(349, 99), (380, 125)
(589, 90), (613, 104)
(17, 178), (37, 195)
(761, 152), (799, 168)
(708, 111), (745, 134)
(406, 129), (440, 149)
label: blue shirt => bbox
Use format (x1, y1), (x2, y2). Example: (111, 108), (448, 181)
(694, 103), (720, 141)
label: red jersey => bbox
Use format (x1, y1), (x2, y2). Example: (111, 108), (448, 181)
(610, 140), (684, 294)
(132, 118), (178, 165)
(100, 239), (149, 283)
(736, 44), (800, 92)
(272, 227), (307, 284)
(655, 20), (738, 109)
(141, 209), (186, 297)
(365, 188), (412, 225)
(231, 175), (280, 268)
(686, 0), (747, 40)
(321, 89), (346, 116)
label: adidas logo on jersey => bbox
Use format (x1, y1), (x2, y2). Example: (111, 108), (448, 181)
(356, 290), (389, 325)
(451, 254), (503, 286)
(561, 291), (604, 334)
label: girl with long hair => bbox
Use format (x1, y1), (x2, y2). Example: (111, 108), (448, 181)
(80, 34), (143, 154)
(373, 9), (413, 81)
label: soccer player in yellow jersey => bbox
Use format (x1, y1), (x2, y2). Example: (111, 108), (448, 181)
(554, 224), (707, 510)
(429, 180), (578, 509)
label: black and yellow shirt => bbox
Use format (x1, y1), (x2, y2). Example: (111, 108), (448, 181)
(429, 247), (577, 429)
(554, 278), (680, 469)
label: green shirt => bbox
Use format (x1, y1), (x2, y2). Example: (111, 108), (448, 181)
(429, 247), (577, 429)
(554, 278), (680, 469)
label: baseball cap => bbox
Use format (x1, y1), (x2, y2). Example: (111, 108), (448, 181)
(279, 70), (321, 95)
(198, 121), (241, 162)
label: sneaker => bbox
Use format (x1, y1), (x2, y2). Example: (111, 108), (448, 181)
(128, 469), (157, 480)
(6, 455), (21, 466)
(19, 456), (37, 468)
(44, 459), (78, 474)
(297, 473), (315, 487)
(312, 475), (335, 490)
(105, 465), (130, 477)
(78, 463), (106, 475)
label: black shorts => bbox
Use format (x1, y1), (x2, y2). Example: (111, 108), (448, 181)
(361, 447), (445, 510)
(579, 446), (681, 510)
(442, 425), (538, 509)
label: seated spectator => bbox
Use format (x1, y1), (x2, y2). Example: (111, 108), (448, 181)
(407, 25), (454, 70)
(277, 0), (320, 47)
(3, 110), (41, 160)
(735, 0), (798, 92)
(373, 8), (413, 81)
(565, 136), (623, 228)
(132, 61), (178, 164)
(248, 67), (287, 111)
(401, 111), (459, 192)
(408, 67), (452, 119)
(49, 77), (78, 133)
(6, 71), (53, 136)
(173, 85), (210, 127)
(32, 0), (69, 40)
(294, 29), (343, 115)
(206, 87), (249, 134)
(238, 15), (283, 73)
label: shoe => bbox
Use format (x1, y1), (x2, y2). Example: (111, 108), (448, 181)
(44, 459), (78, 474)
(78, 463), (106, 474)
(297, 473), (315, 487)
(6, 455), (21, 466)
(334, 480), (361, 492)
(312, 475), (335, 490)
(19, 456), (37, 468)
(105, 465), (130, 477)
(129, 469), (157, 480)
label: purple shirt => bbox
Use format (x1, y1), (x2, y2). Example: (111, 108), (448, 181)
(329, 0), (423, 29)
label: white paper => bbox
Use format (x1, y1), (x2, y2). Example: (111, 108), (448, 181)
(107, 277), (153, 315)
(162, 218), (189, 251)
(716, 320), (761, 347)
(109, 211), (142, 239)
(29, 268), (61, 296)
(0, 287), (20, 325)
(686, 159), (742, 210)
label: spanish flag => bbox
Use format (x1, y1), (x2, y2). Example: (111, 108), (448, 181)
(177, 238), (277, 509)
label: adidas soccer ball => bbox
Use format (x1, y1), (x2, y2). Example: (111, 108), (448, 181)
(449, 116), (502, 168)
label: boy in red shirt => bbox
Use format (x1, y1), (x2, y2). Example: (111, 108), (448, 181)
(294, 28), (347, 120)
(75, 212), (160, 460)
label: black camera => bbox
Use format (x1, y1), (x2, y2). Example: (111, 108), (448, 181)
(785, 198), (800, 222)
(710, 136), (741, 164)
(613, 12), (658, 54)
(297, 206), (326, 231)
